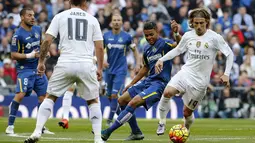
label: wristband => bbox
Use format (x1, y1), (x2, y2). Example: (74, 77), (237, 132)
(25, 53), (35, 59)
(174, 32), (179, 36)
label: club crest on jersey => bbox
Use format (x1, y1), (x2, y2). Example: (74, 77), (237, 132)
(204, 43), (209, 48)
(35, 33), (39, 39)
(196, 41), (201, 48)
(118, 37), (123, 42)
(152, 46), (157, 52)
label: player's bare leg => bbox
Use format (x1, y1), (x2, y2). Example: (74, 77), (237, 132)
(183, 106), (194, 130)
(24, 95), (57, 143)
(157, 86), (179, 135)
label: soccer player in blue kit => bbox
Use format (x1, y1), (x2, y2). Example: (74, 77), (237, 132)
(103, 14), (140, 126)
(5, 8), (52, 135)
(101, 21), (176, 141)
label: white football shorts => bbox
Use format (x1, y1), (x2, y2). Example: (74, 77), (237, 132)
(167, 70), (206, 110)
(47, 62), (99, 100)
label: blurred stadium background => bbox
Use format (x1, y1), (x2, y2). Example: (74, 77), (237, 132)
(0, 0), (255, 142)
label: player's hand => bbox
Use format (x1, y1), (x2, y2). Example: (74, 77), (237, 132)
(155, 60), (163, 74)
(96, 69), (103, 81)
(34, 48), (40, 58)
(220, 75), (230, 88)
(103, 61), (109, 69)
(123, 84), (133, 93)
(37, 62), (45, 76)
(170, 20), (179, 33)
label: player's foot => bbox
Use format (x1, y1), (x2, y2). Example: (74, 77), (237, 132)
(42, 126), (55, 134)
(106, 119), (113, 126)
(125, 132), (144, 141)
(24, 132), (41, 143)
(58, 119), (69, 129)
(5, 125), (14, 134)
(101, 129), (111, 141)
(156, 123), (166, 135)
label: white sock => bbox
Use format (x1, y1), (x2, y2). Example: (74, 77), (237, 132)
(34, 98), (54, 134)
(89, 102), (102, 141)
(184, 114), (194, 130)
(62, 91), (73, 120)
(158, 96), (170, 124)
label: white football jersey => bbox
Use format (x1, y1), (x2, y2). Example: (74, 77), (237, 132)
(46, 8), (103, 63)
(176, 29), (232, 89)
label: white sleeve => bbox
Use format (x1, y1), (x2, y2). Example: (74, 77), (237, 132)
(215, 34), (231, 56)
(215, 34), (234, 76)
(46, 15), (59, 38)
(159, 34), (188, 62)
(92, 19), (103, 41)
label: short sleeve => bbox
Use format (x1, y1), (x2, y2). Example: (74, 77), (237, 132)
(143, 50), (148, 67)
(215, 34), (232, 56)
(92, 19), (103, 41)
(46, 15), (59, 38)
(11, 35), (19, 52)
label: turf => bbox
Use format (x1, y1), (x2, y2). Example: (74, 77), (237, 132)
(0, 118), (255, 143)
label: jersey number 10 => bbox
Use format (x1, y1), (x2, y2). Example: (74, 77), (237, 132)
(68, 18), (88, 41)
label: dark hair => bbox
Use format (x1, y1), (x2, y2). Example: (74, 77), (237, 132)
(20, 7), (33, 16)
(143, 21), (157, 30)
(70, 0), (86, 6)
(188, 8), (211, 28)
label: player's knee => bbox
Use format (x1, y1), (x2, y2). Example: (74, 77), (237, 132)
(183, 108), (192, 118)
(118, 97), (127, 106)
(163, 89), (175, 98)
(38, 96), (45, 103)
(111, 94), (118, 99)
(14, 92), (26, 102)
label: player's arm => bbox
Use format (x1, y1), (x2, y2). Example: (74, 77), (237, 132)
(123, 58), (149, 92)
(11, 35), (39, 60)
(130, 64), (149, 85)
(130, 43), (141, 72)
(216, 35), (234, 87)
(39, 34), (55, 63)
(171, 20), (182, 44)
(155, 34), (187, 74)
(94, 40), (104, 71)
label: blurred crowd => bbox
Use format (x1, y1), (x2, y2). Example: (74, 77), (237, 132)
(0, 0), (255, 118)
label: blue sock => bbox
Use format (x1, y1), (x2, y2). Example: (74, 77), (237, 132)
(107, 106), (135, 134)
(120, 105), (142, 134)
(108, 98), (118, 121)
(37, 102), (42, 110)
(8, 100), (20, 126)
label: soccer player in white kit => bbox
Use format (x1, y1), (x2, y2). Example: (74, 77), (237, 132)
(155, 8), (234, 135)
(24, 0), (104, 143)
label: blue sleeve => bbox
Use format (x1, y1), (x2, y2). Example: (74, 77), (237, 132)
(103, 34), (107, 49)
(127, 34), (132, 47)
(11, 34), (20, 53)
(143, 49), (148, 67)
(165, 39), (174, 50)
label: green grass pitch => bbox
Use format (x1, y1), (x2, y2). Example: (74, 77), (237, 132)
(0, 118), (255, 143)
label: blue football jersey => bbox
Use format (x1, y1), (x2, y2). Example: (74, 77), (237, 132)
(11, 26), (42, 72)
(103, 31), (132, 74)
(143, 37), (174, 83)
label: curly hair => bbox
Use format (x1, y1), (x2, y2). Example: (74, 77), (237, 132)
(188, 8), (211, 29)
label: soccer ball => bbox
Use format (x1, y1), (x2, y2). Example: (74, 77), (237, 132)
(169, 124), (189, 143)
